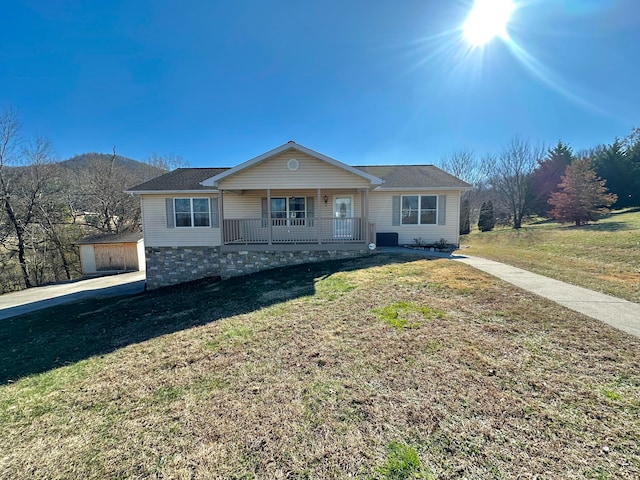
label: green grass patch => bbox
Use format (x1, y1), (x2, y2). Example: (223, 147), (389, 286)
(372, 301), (446, 329)
(374, 442), (433, 479)
(602, 389), (622, 401)
(314, 273), (357, 300)
(205, 321), (254, 350)
(151, 385), (184, 404)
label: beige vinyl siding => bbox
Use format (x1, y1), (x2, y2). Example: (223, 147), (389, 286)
(369, 191), (461, 246)
(222, 189), (363, 219)
(141, 194), (220, 247)
(217, 151), (371, 190)
(141, 189), (461, 247)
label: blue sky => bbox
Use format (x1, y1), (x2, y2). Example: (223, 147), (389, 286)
(2, 0), (638, 167)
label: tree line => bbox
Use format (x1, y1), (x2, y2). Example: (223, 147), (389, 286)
(440, 129), (640, 233)
(0, 108), (185, 293)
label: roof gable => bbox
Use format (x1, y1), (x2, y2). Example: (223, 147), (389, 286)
(201, 142), (383, 187)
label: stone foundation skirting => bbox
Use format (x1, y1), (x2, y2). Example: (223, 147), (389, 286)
(145, 246), (371, 289)
(145, 246), (221, 290)
(219, 248), (370, 280)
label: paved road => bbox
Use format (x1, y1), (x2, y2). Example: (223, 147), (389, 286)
(379, 247), (640, 338)
(0, 272), (146, 320)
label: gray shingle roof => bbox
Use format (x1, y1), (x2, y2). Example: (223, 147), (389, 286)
(127, 168), (228, 192)
(354, 165), (471, 189)
(127, 165), (470, 192)
(74, 232), (143, 245)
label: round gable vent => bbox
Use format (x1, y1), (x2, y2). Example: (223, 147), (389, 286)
(287, 158), (299, 171)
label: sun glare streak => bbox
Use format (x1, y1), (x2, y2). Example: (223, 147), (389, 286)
(457, 1), (616, 117)
(399, 1), (618, 121)
(504, 38), (611, 117)
(464, 0), (515, 46)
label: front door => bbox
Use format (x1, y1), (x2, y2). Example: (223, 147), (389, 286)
(333, 197), (353, 238)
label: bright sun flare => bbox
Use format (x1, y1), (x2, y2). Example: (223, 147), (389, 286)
(464, 0), (515, 46)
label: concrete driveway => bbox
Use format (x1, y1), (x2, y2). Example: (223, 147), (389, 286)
(0, 272), (146, 320)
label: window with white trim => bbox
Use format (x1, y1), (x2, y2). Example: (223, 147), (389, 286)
(401, 195), (437, 225)
(174, 198), (211, 227)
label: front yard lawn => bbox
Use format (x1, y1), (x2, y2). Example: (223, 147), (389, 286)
(1, 253), (639, 478)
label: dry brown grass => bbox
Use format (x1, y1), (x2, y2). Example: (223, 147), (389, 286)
(1, 254), (639, 479)
(461, 209), (640, 303)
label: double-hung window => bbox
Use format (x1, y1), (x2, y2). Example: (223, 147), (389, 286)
(271, 197), (307, 225)
(401, 195), (437, 225)
(174, 198), (211, 227)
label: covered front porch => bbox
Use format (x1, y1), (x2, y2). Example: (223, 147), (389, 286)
(218, 188), (376, 249)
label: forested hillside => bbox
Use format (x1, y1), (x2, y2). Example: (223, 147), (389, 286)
(0, 109), (174, 293)
(61, 152), (164, 184)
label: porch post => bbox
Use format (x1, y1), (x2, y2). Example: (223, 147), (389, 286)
(219, 189), (224, 245)
(364, 188), (370, 243)
(267, 188), (272, 245)
(317, 188), (322, 244)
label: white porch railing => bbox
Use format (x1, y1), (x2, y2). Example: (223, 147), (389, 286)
(223, 217), (372, 245)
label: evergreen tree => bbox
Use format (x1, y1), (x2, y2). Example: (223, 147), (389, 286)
(548, 159), (617, 226)
(460, 198), (470, 234)
(478, 201), (495, 232)
(591, 132), (640, 208)
(529, 141), (574, 215)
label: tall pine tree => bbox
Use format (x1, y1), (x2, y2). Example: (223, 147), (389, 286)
(529, 141), (574, 216)
(591, 131), (640, 208)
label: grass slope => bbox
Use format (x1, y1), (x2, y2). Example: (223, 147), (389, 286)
(461, 209), (640, 303)
(1, 254), (639, 478)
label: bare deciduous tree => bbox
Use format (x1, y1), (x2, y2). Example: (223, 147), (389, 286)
(440, 149), (480, 185)
(483, 137), (544, 229)
(146, 153), (189, 175)
(439, 149), (487, 227)
(82, 147), (141, 234)
(0, 108), (57, 288)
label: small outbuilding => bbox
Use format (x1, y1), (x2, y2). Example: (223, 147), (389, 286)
(75, 232), (145, 275)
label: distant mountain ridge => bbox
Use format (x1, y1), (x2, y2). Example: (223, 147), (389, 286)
(59, 153), (165, 184)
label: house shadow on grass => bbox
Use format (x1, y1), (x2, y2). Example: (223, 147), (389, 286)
(0, 253), (425, 384)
